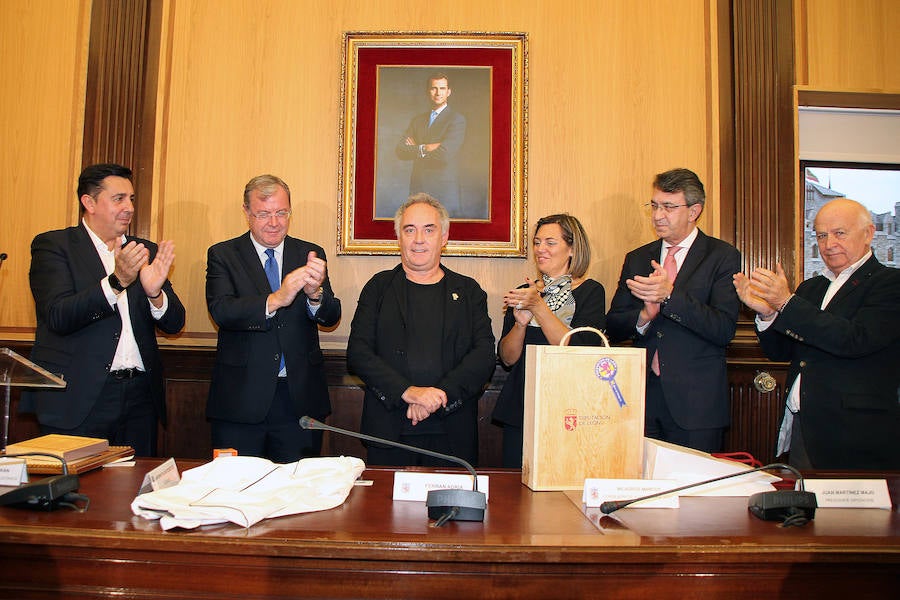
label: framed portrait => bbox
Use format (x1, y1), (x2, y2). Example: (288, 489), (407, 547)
(338, 31), (528, 256)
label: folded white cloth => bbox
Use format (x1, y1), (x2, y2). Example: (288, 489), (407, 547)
(131, 455), (365, 530)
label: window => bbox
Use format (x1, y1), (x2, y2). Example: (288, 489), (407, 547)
(800, 161), (900, 277)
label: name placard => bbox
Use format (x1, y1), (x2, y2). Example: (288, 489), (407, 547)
(583, 478), (680, 508)
(393, 472), (489, 502)
(0, 458), (28, 486)
(802, 479), (891, 509)
(138, 457), (180, 495)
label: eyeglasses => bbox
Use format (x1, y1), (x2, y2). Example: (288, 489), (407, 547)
(645, 202), (688, 213)
(248, 209), (292, 221)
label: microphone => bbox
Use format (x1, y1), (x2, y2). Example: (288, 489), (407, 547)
(299, 416), (486, 525)
(0, 252), (7, 268)
(599, 462), (817, 526)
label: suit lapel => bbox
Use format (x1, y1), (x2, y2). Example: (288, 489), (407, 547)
(674, 229), (708, 287)
(74, 224), (109, 282)
(641, 240), (663, 276)
(825, 255), (881, 309)
(237, 233), (273, 294)
(388, 266), (409, 329)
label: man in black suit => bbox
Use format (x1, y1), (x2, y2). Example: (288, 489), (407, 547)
(347, 194), (495, 467)
(396, 73), (467, 215)
(25, 163), (185, 456)
(607, 168), (741, 453)
(206, 174), (340, 462)
(734, 198), (900, 469)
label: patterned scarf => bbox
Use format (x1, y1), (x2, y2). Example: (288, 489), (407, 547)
(530, 274), (575, 327)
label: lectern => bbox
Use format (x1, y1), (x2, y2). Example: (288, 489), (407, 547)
(0, 348), (66, 452)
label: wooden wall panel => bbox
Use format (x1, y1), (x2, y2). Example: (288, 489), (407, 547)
(796, 0), (900, 90)
(0, 1), (90, 337)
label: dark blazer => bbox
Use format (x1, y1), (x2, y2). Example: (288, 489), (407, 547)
(395, 106), (467, 210)
(206, 232), (340, 424)
(346, 264), (495, 464)
(24, 224), (185, 429)
(606, 229), (741, 430)
(493, 278), (607, 428)
(757, 254), (900, 469)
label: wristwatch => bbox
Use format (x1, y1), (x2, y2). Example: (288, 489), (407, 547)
(308, 286), (324, 304)
(108, 273), (125, 293)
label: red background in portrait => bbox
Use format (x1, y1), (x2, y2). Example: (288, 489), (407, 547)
(353, 46), (513, 242)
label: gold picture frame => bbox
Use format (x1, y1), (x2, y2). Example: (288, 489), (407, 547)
(338, 31), (528, 256)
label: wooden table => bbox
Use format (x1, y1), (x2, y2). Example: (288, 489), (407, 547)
(1, 460), (897, 599)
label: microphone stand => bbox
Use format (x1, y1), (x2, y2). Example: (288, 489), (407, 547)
(300, 416), (486, 525)
(598, 462), (817, 526)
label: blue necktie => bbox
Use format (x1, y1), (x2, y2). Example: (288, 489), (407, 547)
(428, 110), (438, 127)
(264, 249), (286, 373)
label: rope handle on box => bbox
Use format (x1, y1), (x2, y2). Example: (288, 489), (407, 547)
(559, 326), (610, 348)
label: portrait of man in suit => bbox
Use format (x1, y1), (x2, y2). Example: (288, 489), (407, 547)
(607, 168), (742, 453)
(733, 198), (900, 470)
(205, 174), (341, 463)
(375, 67), (491, 221)
(24, 163), (185, 456)
(395, 72), (467, 215)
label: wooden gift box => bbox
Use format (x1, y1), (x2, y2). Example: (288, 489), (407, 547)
(522, 328), (646, 490)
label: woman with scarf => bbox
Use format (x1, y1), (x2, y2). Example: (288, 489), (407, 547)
(493, 214), (606, 468)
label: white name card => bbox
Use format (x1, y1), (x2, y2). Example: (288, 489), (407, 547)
(801, 479), (892, 509)
(583, 478), (680, 509)
(392, 472), (489, 502)
(138, 457), (180, 495)
(0, 458), (28, 486)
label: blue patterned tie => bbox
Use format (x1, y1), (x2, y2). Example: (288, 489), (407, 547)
(264, 249), (285, 373)
(428, 110), (438, 127)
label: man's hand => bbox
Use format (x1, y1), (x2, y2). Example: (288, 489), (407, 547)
(268, 252), (327, 310)
(139, 240), (174, 300)
(300, 252), (327, 299)
(733, 263), (792, 317)
(629, 261), (669, 326)
(626, 260), (673, 304)
(406, 403), (432, 426)
(402, 386), (447, 414)
(114, 240), (149, 287)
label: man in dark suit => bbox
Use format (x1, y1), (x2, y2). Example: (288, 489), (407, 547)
(396, 73), (467, 215)
(607, 168), (741, 453)
(347, 194), (495, 466)
(206, 174), (340, 462)
(734, 198), (900, 469)
(25, 163), (185, 456)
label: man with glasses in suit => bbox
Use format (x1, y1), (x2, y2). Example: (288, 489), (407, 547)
(607, 168), (741, 453)
(206, 174), (341, 462)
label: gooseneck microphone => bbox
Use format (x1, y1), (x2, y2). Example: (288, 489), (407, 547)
(0, 452), (86, 511)
(299, 416), (486, 525)
(599, 462), (817, 527)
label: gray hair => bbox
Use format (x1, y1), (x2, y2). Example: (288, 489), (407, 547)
(243, 174), (291, 208)
(393, 193), (450, 237)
